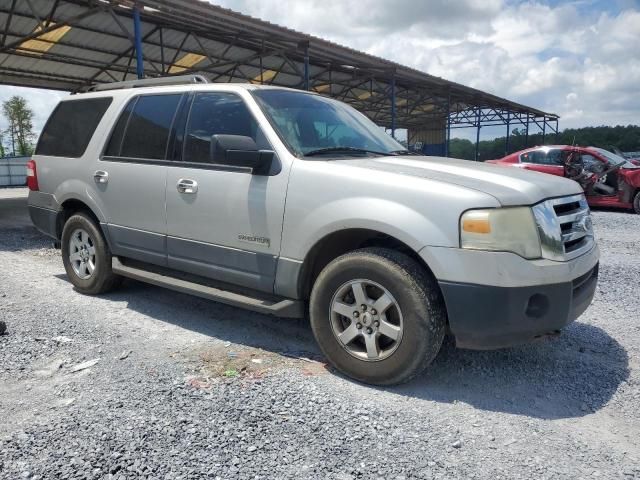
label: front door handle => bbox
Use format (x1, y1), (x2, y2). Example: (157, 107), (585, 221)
(93, 170), (109, 184)
(177, 178), (198, 194)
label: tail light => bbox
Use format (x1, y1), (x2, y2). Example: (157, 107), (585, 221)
(26, 159), (39, 191)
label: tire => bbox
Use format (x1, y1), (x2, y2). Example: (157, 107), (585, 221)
(309, 247), (446, 386)
(61, 212), (122, 295)
(633, 191), (640, 214)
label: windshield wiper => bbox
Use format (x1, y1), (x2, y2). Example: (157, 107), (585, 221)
(304, 147), (390, 157)
(389, 149), (420, 156)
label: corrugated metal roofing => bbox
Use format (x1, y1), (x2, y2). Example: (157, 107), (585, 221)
(0, 0), (558, 130)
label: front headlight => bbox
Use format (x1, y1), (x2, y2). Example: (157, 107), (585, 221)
(460, 207), (541, 259)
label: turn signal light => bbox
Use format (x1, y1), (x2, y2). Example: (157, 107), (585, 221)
(462, 212), (491, 234)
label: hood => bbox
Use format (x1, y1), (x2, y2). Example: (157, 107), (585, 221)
(337, 155), (583, 206)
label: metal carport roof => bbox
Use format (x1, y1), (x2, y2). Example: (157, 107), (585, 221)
(0, 0), (559, 155)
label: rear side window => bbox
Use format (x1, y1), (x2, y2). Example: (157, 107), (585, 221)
(36, 97), (112, 158)
(105, 94), (181, 160)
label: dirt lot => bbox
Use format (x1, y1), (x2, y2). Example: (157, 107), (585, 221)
(0, 188), (639, 479)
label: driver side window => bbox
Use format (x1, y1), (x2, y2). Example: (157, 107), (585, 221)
(183, 92), (269, 164)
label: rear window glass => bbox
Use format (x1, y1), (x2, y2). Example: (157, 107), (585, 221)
(36, 97), (112, 158)
(118, 94), (181, 160)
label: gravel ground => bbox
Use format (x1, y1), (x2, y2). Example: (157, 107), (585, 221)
(0, 190), (639, 479)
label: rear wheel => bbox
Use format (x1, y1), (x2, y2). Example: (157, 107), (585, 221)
(61, 213), (122, 294)
(633, 190), (640, 214)
(309, 248), (446, 386)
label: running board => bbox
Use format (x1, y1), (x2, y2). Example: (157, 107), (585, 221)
(112, 258), (304, 318)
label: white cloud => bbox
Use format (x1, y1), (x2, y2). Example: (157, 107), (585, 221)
(212, 0), (640, 129)
(0, 0), (637, 144)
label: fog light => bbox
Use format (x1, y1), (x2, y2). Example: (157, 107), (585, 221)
(525, 294), (549, 319)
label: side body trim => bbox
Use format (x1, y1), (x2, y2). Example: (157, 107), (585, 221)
(103, 224), (167, 267)
(167, 236), (277, 293)
(274, 257), (304, 299)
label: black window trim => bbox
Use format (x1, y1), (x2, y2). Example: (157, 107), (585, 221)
(36, 96), (114, 158)
(100, 89), (279, 175)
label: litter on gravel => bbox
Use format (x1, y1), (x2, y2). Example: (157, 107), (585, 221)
(68, 358), (100, 373)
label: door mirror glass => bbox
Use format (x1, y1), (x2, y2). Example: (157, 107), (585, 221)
(210, 134), (274, 174)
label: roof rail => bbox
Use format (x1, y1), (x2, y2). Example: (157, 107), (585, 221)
(88, 75), (209, 92)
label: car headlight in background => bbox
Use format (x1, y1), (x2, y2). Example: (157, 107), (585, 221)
(460, 207), (542, 259)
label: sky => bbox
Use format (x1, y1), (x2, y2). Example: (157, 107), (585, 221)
(0, 0), (638, 142)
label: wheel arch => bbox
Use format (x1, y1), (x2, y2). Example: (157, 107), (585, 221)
(56, 198), (105, 241)
(295, 228), (439, 301)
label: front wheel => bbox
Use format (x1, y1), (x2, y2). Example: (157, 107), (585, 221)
(633, 190), (640, 214)
(61, 213), (122, 295)
(309, 248), (446, 386)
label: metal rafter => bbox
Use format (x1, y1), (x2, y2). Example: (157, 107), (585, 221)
(0, 0), (559, 151)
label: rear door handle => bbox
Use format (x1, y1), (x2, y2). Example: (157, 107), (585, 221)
(93, 170), (109, 184)
(177, 178), (198, 194)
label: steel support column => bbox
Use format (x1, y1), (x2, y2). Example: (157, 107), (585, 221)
(525, 115), (530, 148)
(542, 117), (546, 144)
(133, 4), (144, 79)
(445, 93), (451, 157)
(505, 111), (511, 155)
(390, 74), (396, 139)
(300, 40), (310, 90)
(475, 108), (481, 161)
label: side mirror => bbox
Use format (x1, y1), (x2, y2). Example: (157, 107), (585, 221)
(210, 134), (274, 175)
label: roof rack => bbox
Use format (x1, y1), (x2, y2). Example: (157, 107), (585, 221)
(88, 75), (209, 92)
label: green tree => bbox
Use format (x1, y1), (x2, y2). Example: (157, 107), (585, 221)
(2, 95), (35, 156)
(448, 125), (640, 161)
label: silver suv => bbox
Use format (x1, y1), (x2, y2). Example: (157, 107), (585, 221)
(28, 76), (599, 385)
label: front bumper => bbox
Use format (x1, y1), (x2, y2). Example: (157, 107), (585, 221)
(439, 263), (598, 349)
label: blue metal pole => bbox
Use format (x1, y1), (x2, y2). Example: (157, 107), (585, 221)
(390, 74), (396, 139)
(445, 94), (450, 157)
(475, 108), (481, 161)
(133, 4), (144, 79)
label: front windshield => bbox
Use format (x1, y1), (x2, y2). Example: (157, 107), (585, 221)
(591, 147), (630, 167)
(252, 89), (405, 157)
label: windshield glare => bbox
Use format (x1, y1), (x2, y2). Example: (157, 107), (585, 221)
(252, 89), (405, 157)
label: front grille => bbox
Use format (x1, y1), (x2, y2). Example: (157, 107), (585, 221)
(533, 194), (594, 261)
(552, 196), (592, 257)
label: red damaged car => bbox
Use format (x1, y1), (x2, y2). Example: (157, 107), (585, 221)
(488, 145), (640, 214)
